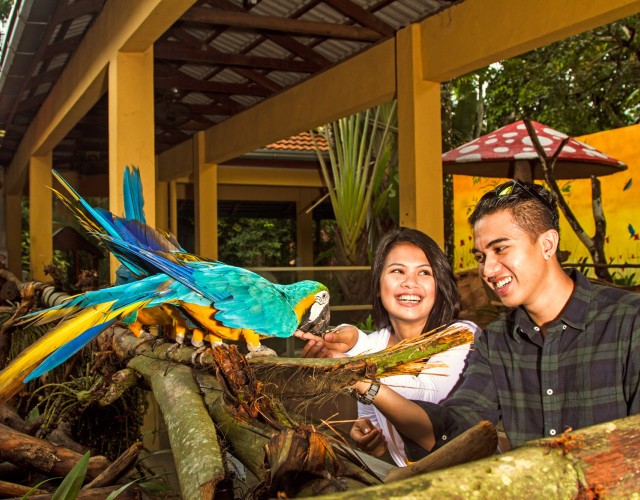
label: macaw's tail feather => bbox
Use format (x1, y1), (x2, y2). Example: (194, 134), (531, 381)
(24, 317), (118, 382)
(0, 297), (152, 405)
(52, 169), (182, 279)
(0, 302), (114, 405)
(123, 165), (146, 223)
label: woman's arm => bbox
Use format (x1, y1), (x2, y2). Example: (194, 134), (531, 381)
(355, 381), (436, 453)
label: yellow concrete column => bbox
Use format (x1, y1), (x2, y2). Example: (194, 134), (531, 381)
(108, 47), (155, 278)
(29, 154), (52, 281)
(396, 24), (444, 246)
(5, 194), (22, 277)
(193, 132), (218, 259)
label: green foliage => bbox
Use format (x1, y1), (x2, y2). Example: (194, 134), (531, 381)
(0, 0), (13, 22)
(355, 314), (375, 332)
(50, 451), (90, 500)
(311, 101), (398, 265)
(452, 13), (640, 138)
(217, 218), (296, 267)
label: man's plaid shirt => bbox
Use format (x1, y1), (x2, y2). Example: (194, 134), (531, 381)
(404, 269), (640, 459)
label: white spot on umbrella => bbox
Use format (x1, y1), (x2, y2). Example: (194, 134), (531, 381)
(459, 144), (480, 154)
(514, 152), (539, 159)
(456, 153), (483, 162)
(523, 136), (553, 147)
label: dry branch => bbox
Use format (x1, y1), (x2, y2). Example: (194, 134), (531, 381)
(0, 423), (109, 480)
(384, 420), (497, 482)
(0, 479), (47, 497)
(82, 441), (143, 490)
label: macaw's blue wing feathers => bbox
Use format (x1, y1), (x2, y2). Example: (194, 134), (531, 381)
(123, 166), (146, 223)
(24, 317), (119, 382)
(93, 236), (219, 302)
(203, 266), (300, 337)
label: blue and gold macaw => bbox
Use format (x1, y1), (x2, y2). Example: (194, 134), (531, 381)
(0, 167), (330, 404)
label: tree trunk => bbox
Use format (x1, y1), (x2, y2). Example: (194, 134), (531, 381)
(308, 414), (640, 499)
(125, 353), (228, 500)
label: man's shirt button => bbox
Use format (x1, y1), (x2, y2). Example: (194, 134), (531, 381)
(547, 389), (554, 395)
(549, 429), (557, 436)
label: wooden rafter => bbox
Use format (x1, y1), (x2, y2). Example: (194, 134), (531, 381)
(154, 42), (319, 72)
(323, 0), (395, 36)
(182, 6), (383, 41)
(202, 0), (333, 69)
(156, 75), (271, 96)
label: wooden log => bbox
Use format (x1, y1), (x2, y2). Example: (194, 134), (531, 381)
(5, 484), (142, 500)
(0, 479), (47, 497)
(82, 441), (143, 490)
(309, 414), (640, 498)
(0, 423), (109, 481)
(0, 404), (40, 435)
(125, 354), (227, 500)
(384, 420), (498, 482)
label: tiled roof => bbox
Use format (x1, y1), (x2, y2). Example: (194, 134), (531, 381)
(264, 131), (328, 151)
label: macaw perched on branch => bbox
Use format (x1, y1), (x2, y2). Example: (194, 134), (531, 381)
(0, 167), (330, 405)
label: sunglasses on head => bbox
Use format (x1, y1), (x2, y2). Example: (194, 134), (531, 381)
(489, 179), (556, 214)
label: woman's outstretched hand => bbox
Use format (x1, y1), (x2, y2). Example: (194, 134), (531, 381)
(294, 325), (359, 358)
(350, 417), (387, 457)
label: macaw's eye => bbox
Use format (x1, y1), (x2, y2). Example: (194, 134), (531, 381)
(316, 290), (329, 305)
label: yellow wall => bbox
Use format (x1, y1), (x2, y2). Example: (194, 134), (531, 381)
(453, 124), (640, 281)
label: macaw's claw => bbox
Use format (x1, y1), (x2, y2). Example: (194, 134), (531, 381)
(245, 344), (278, 359)
(190, 346), (208, 365)
(131, 329), (158, 353)
(166, 342), (185, 356)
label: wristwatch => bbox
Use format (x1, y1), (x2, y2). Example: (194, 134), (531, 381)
(349, 379), (380, 405)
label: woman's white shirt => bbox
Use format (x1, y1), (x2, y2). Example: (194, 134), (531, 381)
(345, 320), (479, 467)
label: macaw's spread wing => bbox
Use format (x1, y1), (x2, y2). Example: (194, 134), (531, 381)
(193, 265), (300, 338)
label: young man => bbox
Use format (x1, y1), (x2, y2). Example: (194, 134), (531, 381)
(298, 181), (640, 459)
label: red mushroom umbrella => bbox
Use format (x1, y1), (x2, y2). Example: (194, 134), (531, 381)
(442, 120), (627, 180)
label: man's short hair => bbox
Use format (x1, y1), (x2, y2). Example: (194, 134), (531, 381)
(468, 180), (560, 244)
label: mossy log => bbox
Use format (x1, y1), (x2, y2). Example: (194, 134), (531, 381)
(304, 414), (640, 499)
(124, 354), (228, 500)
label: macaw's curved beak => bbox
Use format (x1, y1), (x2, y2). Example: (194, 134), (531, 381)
(298, 301), (330, 335)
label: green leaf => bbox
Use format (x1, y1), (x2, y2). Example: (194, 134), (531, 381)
(51, 451), (90, 500)
(21, 478), (60, 499)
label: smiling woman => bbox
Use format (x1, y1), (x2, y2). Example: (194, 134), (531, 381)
(296, 228), (479, 466)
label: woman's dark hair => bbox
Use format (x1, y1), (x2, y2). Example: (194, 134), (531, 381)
(370, 227), (460, 333)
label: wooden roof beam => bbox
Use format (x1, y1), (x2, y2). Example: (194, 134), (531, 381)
(181, 7), (383, 42)
(155, 42), (318, 72)
(323, 0), (394, 36)
(155, 75), (271, 96)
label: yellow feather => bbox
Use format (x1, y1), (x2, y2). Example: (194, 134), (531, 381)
(293, 294), (316, 322)
(0, 302), (116, 405)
